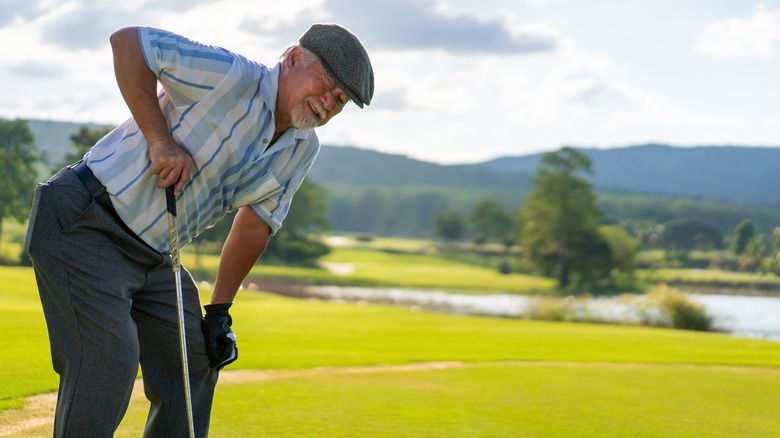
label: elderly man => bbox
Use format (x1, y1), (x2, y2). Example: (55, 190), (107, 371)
(26, 23), (373, 437)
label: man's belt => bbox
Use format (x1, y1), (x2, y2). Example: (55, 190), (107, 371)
(71, 161), (133, 234)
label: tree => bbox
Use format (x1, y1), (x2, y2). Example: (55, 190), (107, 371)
(261, 179), (331, 265)
(730, 219), (756, 256)
(469, 199), (506, 247)
(569, 228), (613, 287)
(771, 228), (780, 275)
(191, 179), (332, 266)
(275, 179), (330, 238)
(599, 225), (639, 287)
(735, 233), (767, 273)
(380, 190), (449, 236)
(494, 207), (519, 251)
(502, 209), (523, 251)
(433, 209), (466, 244)
(0, 119), (43, 253)
(660, 218), (723, 251)
(54, 125), (113, 171)
(520, 147), (603, 288)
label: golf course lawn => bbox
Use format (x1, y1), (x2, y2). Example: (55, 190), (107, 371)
(3, 265), (780, 437)
(182, 246), (558, 294)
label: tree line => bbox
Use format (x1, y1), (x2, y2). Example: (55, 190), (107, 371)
(430, 147), (780, 289)
(3, 120), (780, 288)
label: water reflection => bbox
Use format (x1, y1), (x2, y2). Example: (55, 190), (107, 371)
(306, 286), (780, 342)
(695, 295), (780, 341)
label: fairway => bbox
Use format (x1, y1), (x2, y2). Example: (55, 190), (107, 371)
(196, 363), (780, 438)
(6, 362), (780, 437)
(181, 245), (557, 294)
(3, 265), (780, 437)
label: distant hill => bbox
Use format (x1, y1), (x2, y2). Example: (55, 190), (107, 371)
(313, 143), (780, 206)
(309, 145), (533, 190)
(479, 144), (780, 205)
(19, 118), (780, 205)
(24, 119), (115, 169)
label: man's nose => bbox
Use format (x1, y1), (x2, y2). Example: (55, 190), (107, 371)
(321, 92), (336, 110)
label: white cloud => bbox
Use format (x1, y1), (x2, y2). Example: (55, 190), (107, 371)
(763, 116), (780, 128)
(695, 4), (780, 59)
(0, 0), (45, 25)
(1, 0), (777, 163)
(311, 0), (560, 53)
(8, 60), (62, 79)
(315, 40), (682, 163)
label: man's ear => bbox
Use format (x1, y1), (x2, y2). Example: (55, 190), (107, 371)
(286, 45), (302, 67)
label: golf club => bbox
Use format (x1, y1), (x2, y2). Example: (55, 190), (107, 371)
(166, 186), (196, 438)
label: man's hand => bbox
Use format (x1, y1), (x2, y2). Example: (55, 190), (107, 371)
(201, 303), (238, 370)
(149, 137), (193, 196)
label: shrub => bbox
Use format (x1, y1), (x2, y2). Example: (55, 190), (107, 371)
(639, 284), (713, 331)
(355, 233), (374, 242)
(521, 290), (715, 331)
(524, 296), (594, 323)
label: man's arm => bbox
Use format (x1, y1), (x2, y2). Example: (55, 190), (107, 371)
(109, 27), (192, 196)
(210, 206), (272, 304)
(202, 207), (269, 370)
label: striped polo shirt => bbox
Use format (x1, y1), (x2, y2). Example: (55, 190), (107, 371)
(85, 27), (320, 253)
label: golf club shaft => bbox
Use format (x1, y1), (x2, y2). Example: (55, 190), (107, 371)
(166, 187), (196, 438)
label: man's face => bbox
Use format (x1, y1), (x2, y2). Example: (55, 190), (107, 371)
(288, 54), (350, 130)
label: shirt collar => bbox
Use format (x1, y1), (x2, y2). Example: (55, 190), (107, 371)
(260, 62), (280, 113)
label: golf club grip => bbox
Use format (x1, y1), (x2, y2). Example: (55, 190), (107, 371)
(165, 186), (177, 217)
(165, 186), (181, 272)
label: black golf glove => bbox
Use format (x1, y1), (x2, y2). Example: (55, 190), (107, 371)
(202, 303), (238, 370)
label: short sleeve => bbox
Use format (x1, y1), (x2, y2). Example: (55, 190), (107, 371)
(248, 139), (321, 235)
(137, 27), (235, 106)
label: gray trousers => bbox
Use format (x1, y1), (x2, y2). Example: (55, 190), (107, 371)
(26, 168), (218, 437)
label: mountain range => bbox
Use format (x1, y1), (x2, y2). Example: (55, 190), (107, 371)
(310, 143), (780, 206)
(20, 119), (780, 206)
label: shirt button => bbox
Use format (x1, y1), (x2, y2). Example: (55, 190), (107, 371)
(263, 139), (269, 144)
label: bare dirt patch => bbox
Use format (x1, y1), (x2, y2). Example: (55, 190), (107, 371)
(318, 261), (356, 276)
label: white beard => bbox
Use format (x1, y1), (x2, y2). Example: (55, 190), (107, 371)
(291, 97), (326, 130)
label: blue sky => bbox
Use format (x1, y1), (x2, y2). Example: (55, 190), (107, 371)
(1, 0), (778, 163)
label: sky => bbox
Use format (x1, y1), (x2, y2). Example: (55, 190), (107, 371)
(1, 0), (779, 164)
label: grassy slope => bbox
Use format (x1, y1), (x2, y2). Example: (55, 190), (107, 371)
(184, 246), (557, 294)
(5, 265), (780, 436)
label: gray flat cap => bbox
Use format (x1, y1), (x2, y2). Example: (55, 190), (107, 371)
(299, 23), (374, 108)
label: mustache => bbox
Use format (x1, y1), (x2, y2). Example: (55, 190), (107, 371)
(307, 98), (327, 120)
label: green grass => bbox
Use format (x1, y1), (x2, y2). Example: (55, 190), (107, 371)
(184, 246), (556, 294)
(320, 247), (554, 293)
(111, 363), (780, 437)
(640, 268), (780, 286)
(4, 265), (780, 437)
(227, 291), (780, 369)
(0, 267), (59, 411)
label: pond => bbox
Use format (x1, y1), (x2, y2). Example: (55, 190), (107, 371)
(304, 285), (780, 342)
(695, 294), (780, 341)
